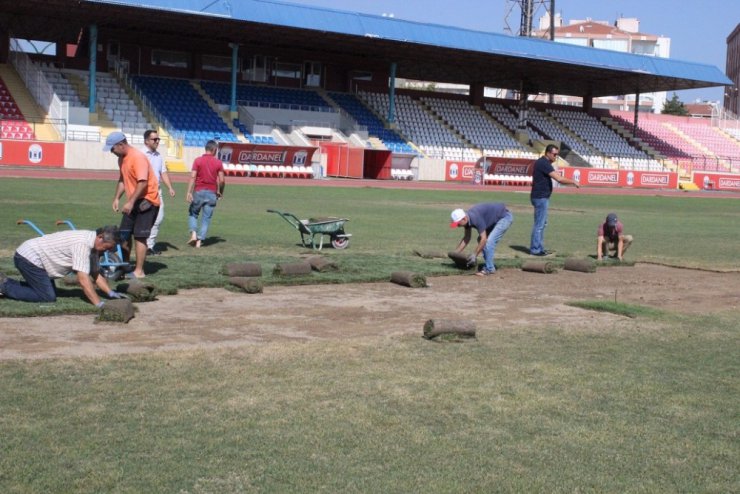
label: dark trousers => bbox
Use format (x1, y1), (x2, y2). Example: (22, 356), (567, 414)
(1, 253), (57, 302)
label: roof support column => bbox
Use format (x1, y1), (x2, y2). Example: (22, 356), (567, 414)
(229, 42), (239, 117)
(0, 28), (9, 64)
(88, 24), (97, 117)
(470, 83), (484, 107)
(633, 88), (641, 138)
(583, 90), (593, 113)
(517, 85), (529, 131)
(388, 62), (396, 124)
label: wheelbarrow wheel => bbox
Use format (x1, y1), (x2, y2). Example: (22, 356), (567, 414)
(331, 235), (350, 250)
(100, 251), (126, 281)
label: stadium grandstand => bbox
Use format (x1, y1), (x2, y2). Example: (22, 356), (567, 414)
(0, 0), (737, 190)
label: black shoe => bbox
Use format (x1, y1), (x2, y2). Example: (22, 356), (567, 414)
(531, 250), (554, 257)
(146, 248), (161, 256)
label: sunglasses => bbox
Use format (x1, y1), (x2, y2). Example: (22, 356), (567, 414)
(148, 137), (160, 142)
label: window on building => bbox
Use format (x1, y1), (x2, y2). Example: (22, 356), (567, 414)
(272, 62), (301, 79)
(151, 49), (189, 68)
(203, 54), (233, 72)
(11, 39), (56, 55)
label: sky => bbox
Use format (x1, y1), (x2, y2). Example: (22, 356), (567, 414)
(284, 0), (739, 104)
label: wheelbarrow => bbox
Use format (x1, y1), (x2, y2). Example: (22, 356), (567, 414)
(267, 209), (351, 250)
(17, 219), (130, 281)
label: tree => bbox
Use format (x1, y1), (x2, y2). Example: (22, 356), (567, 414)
(662, 93), (688, 116)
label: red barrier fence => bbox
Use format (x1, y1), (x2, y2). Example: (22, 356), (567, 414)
(0, 140), (65, 167)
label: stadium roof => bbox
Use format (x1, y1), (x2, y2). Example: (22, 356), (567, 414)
(0, 0), (731, 97)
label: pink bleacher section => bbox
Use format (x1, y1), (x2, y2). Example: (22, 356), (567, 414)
(609, 110), (739, 173)
(0, 77), (36, 140)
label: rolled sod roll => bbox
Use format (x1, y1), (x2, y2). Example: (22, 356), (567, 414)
(96, 299), (135, 323)
(117, 280), (158, 302)
(412, 249), (447, 259)
(448, 250), (473, 269)
(390, 271), (427, 288)
(423, 319), (477, 340)
(273, 262), (312, 276)
(306, 256), (339, 272)
(229, 277), (263, 294)
(521, 260), (556, 274)
(563, 258), (596, 273)
(222, 262), (262, 277)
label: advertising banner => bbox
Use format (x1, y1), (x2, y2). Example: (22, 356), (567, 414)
(446, 157), (533, 181)
(0, 140), (65, 167)
(217, 143), (317, 167)
(692, 172), (740, 192)
(485, 158), (533, 176)
(445, 161), (477, 182)
(560, 167), (678, 189)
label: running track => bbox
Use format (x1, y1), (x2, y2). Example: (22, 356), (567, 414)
(1, 166), (737, 199)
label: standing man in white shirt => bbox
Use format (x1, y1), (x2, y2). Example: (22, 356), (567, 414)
(143, 129), (176, 255)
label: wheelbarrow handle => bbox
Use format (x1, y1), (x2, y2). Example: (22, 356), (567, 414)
(55, 219), (76, 230)
(17, 219), (45, 236)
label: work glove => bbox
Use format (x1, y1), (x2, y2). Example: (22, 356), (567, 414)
(107, 290), (126, 299)
(466, 253), (477, 268)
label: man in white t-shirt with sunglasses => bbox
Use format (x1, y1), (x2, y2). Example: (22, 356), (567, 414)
(143, 129), (176, 255)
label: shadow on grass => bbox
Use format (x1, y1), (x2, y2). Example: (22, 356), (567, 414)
(153, 241), (181, 253)
(201, 236), (226, 247)
(510, 245), (531, 255)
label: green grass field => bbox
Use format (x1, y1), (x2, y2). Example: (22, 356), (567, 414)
(0, 178), (738, 493)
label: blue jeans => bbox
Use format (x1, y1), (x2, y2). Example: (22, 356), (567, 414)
(1, 253), (57, 302)
(188, 190), (218, 241)
(530, 197), (549, 254)
(482, 211), (513, 273)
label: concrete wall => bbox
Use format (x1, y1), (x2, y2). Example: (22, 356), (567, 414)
(65, 141), (198, 173)
(417, 158), (447, 181)
(66, 141), (118, 170)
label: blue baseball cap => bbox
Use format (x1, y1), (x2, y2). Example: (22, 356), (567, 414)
(103, 131), (127, 152)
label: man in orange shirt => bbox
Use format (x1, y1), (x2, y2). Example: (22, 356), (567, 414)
(105, 131), (160, 279)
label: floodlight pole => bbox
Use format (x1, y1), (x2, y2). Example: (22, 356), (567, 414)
(229, 43), (239, 116)
(88, 24), (97, 116)
(519, 0), (533, 36)
(388, 62), (397, 124)
(548, 0), (555, 104)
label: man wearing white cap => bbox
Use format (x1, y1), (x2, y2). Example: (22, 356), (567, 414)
(597, 213), (633, 261)
(104, 131), (160, 278)
(450, 202), (513, 276)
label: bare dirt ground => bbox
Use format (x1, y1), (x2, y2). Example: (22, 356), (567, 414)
(1, 263), (738, 360)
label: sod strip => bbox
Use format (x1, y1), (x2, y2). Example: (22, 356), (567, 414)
(563, 258), (597, 273)
(222, 262), (262, 277)
(390, 271), (427, 288)
(95, 299), (135, 323)
(273, 262), (313, 276)
(306, 256), (339, 272)
(521, 260), (556, 274)
(448, 251), (473, 269)
(423, 318), (477, 340)
(228, 277), (264, 293)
